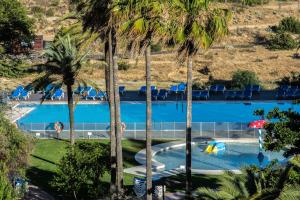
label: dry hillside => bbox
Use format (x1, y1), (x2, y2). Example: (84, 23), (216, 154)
(1, 1), (300, 90)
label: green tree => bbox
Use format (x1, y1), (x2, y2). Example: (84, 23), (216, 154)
(120, 1), (166, 198)
(33, 35), (88, 145)
(71, 0), (124, 196)
(0, 0), (34, 53)
(168, 0), (231, 197)
(264, 107), (300, 157)
(52, 142), (110, 199)
(231, 70), (260, 89)
(0, 169), (15, 200)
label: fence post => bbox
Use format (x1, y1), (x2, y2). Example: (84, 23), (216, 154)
(134, 122), (136, 139)
(160, 122), (163, 138)
(227, 122), (230, 139)
(43, 123), (46, 138)
(173, 122), (175, 138)
(214, 122), (216, 137)
(200, 122), (202, 137)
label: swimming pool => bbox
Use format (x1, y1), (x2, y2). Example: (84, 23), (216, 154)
(153, 142), (285, 171)
(18, 101), (299, 124)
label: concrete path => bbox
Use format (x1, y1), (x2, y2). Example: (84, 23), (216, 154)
(4, 103), (36, 123)
(24, 184), (55, 200)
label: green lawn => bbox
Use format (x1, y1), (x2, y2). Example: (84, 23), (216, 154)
(27, 139), (222, 197)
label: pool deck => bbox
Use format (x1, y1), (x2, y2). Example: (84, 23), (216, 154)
(7, 90), (288, 103)
(124, 139), (257, 177)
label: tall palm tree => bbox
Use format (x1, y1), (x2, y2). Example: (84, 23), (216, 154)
(168, 0), (231, 197)
(70, 0), (124, 197)
(34, 35), (88, 145)
(119, 0), (166, 198)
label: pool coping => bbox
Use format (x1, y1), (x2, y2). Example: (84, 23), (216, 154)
(135, 138), (258, 173)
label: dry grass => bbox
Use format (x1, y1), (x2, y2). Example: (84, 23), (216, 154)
(3, 1), (299, 91)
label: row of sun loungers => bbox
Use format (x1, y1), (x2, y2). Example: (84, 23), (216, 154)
(277, 85), (300, 99)
(11, 85), (33, 100)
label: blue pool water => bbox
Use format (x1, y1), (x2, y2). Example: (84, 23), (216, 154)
(18, 101), (299, 124)
(154, 143), (285, 170)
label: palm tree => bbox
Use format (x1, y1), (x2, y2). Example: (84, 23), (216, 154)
(119, 0), (166, 198)
(34, 35), (88, 145)
(70, 0), (124, 197)
(196, 158), (300, 200)
(168, 0), (231, 197)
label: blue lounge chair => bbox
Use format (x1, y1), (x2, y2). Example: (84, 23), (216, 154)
(20, 90), (30, 100)
(252, 85), (261, 93)
(51, 88), (64, 100)
(244, 90), (252, 100)
(97, 91), (107, 100)
(157, 89), (168, 100)
(139, 86), (146, 95)
(169, 85), (178, 94)
(11, 90), (21, 100)
(245, 85), (252, 92)
(74, 86), (84, 95)
(226, 91), (236, 99)
(16, 85), (24, 92)
(279, 85), (289, 92)
(86, 89), (97, 100)
(286, 89), (296, 99)
(235, 91), (244, 99)
(119, 86), (126, 96)
(177, 83), (186, 93)
(192, 91), (201, 99)
(291, 85), (298, 91)
(209, 85), (218, 93)
(44, 84), (54, 94)
(276, 90), (286, 99)
(217, 85), (226, 94)
(294, 90), (300, 99)
(199, 90), (209, 100)
(151, 89), (159, 100)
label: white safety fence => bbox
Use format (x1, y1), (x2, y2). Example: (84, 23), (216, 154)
(17, 122), (257, 139)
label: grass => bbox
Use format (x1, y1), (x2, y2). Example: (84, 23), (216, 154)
(27, 138), (224, 198)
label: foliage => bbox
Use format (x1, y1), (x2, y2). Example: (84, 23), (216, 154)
(0, 0), (34, 52)
(50, 0), (60, 7)
(276, 72), (300, 86)
(0, 169), (15, 200)
(51, 142), (110, 199)
(118, 61), (130, 71)
(46, 8), (55, 17)
(0, 57), (26, 78)
(274, 17), (300, 34)
(267, 32), (298, 50)
(231, 70), (260, 89)
(242, 0), (269, 6)
(31, 6), (45, 14)
(196, 159), (300, 200)
(151, 43), (162, 53)
(264, 107), (300, 157)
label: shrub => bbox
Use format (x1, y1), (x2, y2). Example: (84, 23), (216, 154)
(151, 43), (162, 53)
(267, 32), (298, 50)
(242, 0), (269, 6)
(277, 17), (300, 34)
(50, 0), (60, 7)
(51, 142), (110, 199)
(231, 70), (260, 89)
(46, 8), (55, 17)
(118, 61), (130, 71)
(31, 6), (45, 14)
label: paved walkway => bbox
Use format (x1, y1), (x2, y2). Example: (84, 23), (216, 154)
(4, 103), (36, 123)
(24, 184), (54, 200)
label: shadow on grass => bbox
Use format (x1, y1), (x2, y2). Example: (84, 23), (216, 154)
(30, 154), (58, 165)
(161, 174), (222, 193)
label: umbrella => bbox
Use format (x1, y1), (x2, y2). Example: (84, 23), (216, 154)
(249, 120), (266, 168)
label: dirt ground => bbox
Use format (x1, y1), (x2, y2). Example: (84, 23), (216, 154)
(2, 1), (299, 91)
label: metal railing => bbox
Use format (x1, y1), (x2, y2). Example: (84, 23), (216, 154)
(17, 121), (257, 140)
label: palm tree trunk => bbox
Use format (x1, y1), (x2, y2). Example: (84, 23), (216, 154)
(185, 56), (193, 199)
(108, 30), (117, 198)
(145, 45), (152, 200)
(113, 54), (124, 197)
(104, 41), (110, 97)
(67, 84), (75, 145)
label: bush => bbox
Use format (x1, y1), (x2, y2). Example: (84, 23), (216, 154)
(118, 61), (130, 71)
(151, 43), (162, 53)
(277, 17), (300, 34)
(242, 0), (269, 6)
(267, 32), (298, 50)
(50, 0), (60, 6)
(231, 70), (260, 89)
(46, 8), (55, 17)
(31, 6), (45, 14)
(52, 142), (110, 199)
